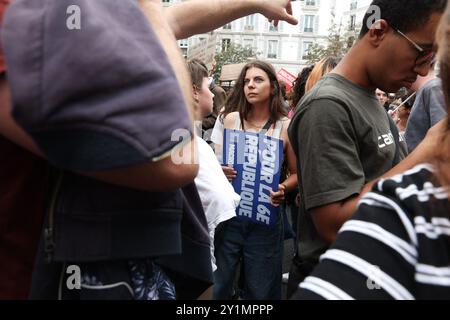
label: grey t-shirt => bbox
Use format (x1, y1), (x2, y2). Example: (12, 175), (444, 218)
(288, 73), (406, 264)
(405, 78), (447, 153)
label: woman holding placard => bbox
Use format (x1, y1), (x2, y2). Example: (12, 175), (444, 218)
(213, 60), (298, 300)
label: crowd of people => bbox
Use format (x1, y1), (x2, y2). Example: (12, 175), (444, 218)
(0, 0), (449, 300)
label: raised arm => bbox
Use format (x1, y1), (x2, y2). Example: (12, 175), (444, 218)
(163, 0), (298, 40)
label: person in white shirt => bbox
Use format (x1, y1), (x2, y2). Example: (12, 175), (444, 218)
(187, 59), (241, 272)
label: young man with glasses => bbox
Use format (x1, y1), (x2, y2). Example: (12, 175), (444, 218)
(287, 0), (447, 298)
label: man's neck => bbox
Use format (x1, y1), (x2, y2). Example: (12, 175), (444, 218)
(332, 43), (377, 92)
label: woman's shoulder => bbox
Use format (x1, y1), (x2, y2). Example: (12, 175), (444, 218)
(276, 116), (291, 133)
(223, 112), (239, 128)
(278, 116), (290, 125)
(224, 111), (239, 120)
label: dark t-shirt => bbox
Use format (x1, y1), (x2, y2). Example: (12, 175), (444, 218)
(288, 73), (406, 265)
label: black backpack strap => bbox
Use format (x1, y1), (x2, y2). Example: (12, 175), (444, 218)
(262, 118), (273, 131)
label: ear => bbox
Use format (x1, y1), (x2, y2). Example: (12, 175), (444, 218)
(192, 85), (200, 103)
(367, 19), (390, 47)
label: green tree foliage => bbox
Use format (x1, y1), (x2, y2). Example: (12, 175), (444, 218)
(306, 24), (360, 64)
(212, 43), (259, 82)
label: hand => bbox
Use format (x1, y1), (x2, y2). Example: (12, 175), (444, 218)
(257, 0), (299, 27)
(270, 184), (286, 207)
(222, 166), (237, 181)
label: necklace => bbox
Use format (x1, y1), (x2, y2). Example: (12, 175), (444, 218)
(246, 119), (270, 129)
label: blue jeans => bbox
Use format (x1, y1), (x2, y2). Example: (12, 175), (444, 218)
(213, 214), (283, 300)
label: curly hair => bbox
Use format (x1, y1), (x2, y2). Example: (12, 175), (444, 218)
(290, 66), (314, 109)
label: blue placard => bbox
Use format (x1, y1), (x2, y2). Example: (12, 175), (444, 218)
(223, 129), (284, 228)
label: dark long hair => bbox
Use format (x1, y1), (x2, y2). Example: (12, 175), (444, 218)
(435, 1), (450, 188)
(224, 60), (287, 129)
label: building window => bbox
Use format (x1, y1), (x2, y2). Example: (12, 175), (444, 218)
(302, 41), (312, 59)
(350, 0), (358, 10)
(243, 38), (254, 49)
(223, 23), (232, 30)
(178, 39), (188, 58)
(267, 40), (278, 59)
(179, 39), (188, 47)
(305, 0), (316, 5)
(222, 38), (231, 52)
(244, 14), (255, 31)
(303, 15), (315, 33)
(269, 23), (279, 32)
(349, 15), (356, 31)
(162, 0), (171, 3)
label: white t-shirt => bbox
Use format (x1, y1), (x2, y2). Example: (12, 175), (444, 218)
(210, 116), (224, 164)
(210, 115), (224, 146)
(195, 137), (240, 271)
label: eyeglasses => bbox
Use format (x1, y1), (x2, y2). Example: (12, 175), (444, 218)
(393, 28), (436, 66)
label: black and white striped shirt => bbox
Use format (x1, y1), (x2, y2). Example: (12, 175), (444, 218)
(293, 164), (450, 300)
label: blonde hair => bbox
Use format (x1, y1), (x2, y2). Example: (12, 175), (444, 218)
(305, 57), (340, 92)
